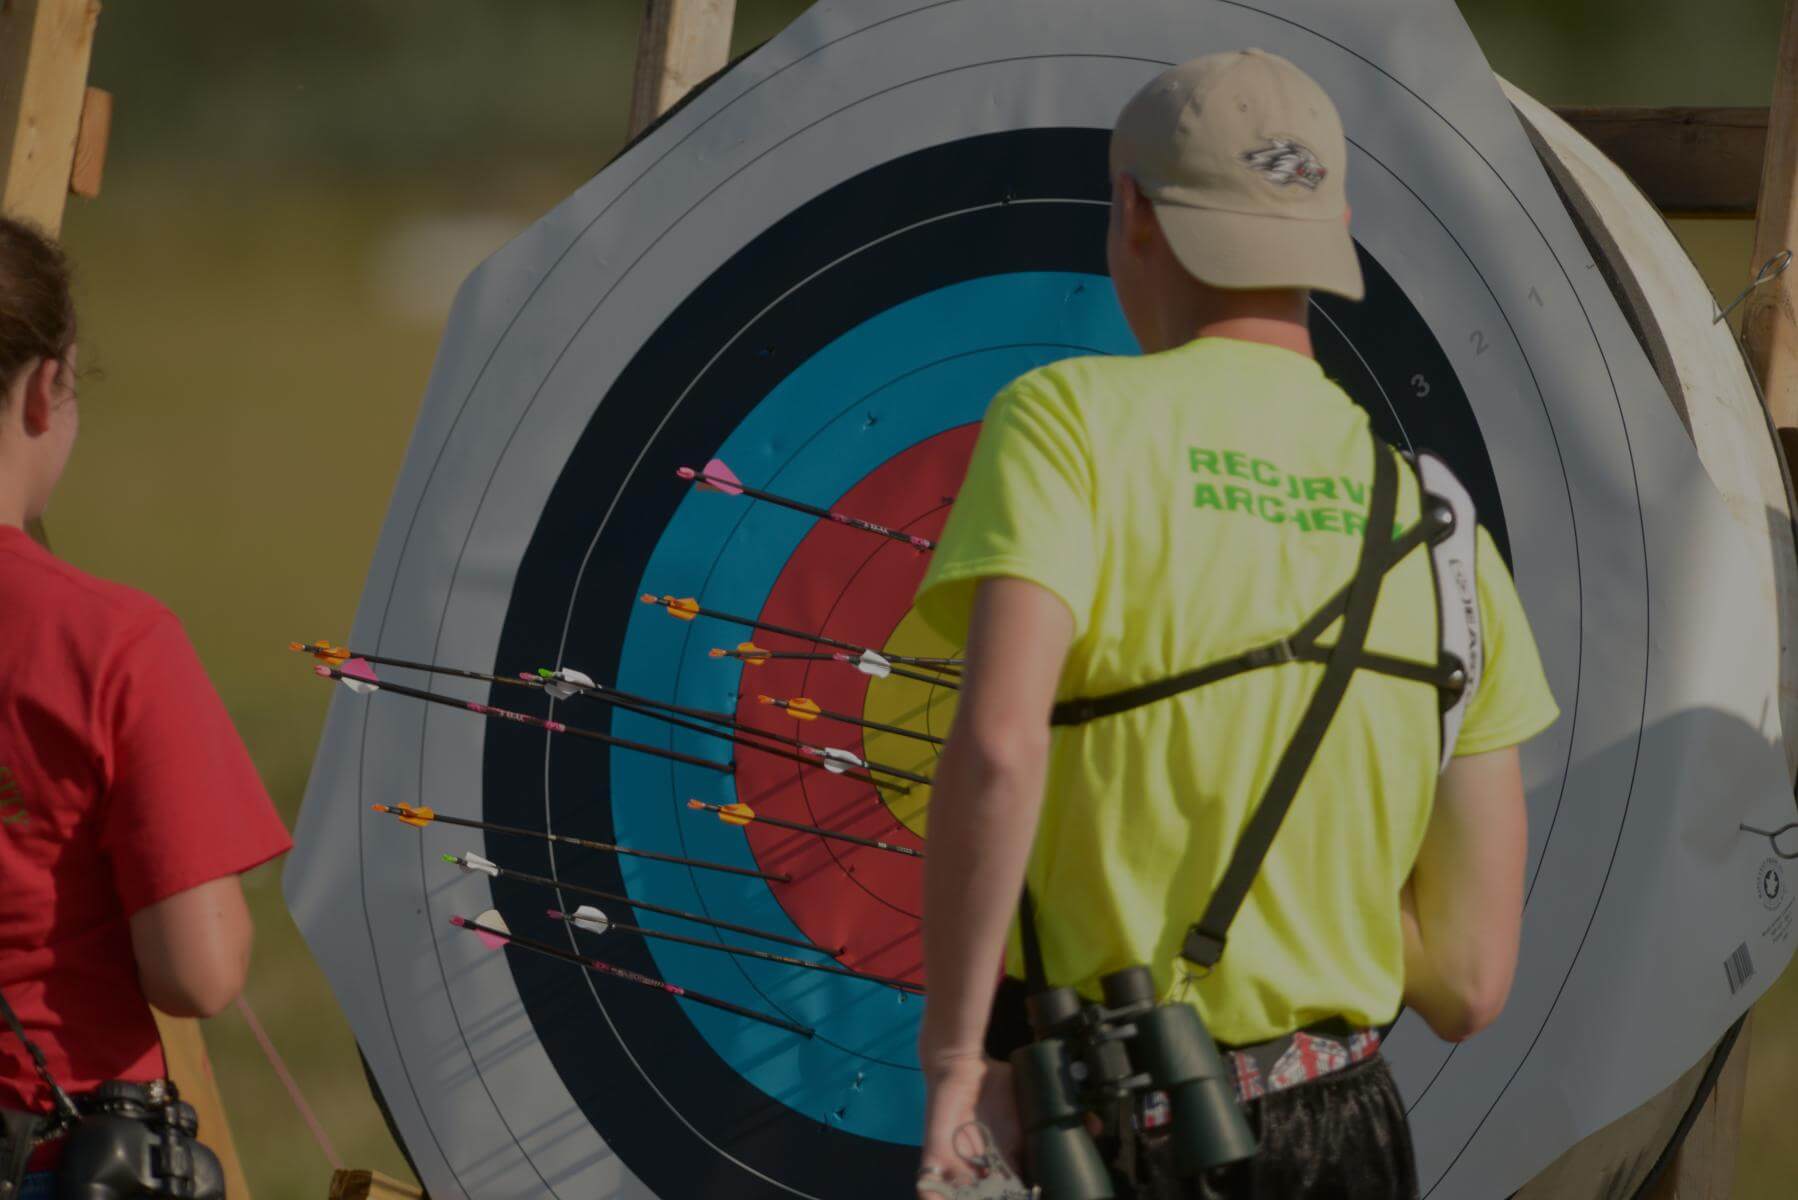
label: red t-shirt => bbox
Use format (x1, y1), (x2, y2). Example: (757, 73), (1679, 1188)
(0, 525), (292, 1117)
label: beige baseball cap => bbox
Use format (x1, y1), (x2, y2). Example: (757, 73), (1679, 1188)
(1111, 49), (1364, 300)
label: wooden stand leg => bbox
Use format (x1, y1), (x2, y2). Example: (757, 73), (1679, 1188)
(154, 1009), (254, 1200)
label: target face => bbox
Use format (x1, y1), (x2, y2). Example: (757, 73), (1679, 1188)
(286, 3), (1795, 1198)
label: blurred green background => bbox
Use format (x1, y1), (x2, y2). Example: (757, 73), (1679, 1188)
(38, 0), (1796, 1195)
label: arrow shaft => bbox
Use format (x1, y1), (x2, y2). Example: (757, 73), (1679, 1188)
(692, 800), (923, 859)
(456, 920), (813, 1038)
(481, 859), (840, 955)
(322, 668), (731, 775)
(660, 596), (957, 673)
(769, 698), (946, 747)
(696, 472), (938, 552)
(561, 685), (918, 788)
(372, 806), (786, 883)
(553, 911), (924, 993)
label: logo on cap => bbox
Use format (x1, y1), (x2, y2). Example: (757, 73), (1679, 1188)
(1241, 137), (1327, 189)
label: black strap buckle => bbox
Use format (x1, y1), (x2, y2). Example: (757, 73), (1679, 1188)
(1243, 639), (1296, 669)
(1182, 924), (1227, 968)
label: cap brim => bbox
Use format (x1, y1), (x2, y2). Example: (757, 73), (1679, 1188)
(1151, 203), (1365, 301)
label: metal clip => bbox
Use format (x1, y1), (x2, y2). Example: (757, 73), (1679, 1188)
(1716, 249), (1793, 324)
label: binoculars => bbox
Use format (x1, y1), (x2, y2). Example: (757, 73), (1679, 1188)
(1008, 965), (1257, 1199)
(57, 1080), (224, 1200)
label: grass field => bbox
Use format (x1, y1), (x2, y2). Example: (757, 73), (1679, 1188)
(41, 163), (1798, 1199)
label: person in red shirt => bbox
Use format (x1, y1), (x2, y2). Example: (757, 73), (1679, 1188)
(0, 216), (292, 1187)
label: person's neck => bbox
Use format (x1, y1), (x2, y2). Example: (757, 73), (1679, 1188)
(1136, 282), (1313, 358)
(1189, 313), (1313, 358)
(0, 455), (35, 531)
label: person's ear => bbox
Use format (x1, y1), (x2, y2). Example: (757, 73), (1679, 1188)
(1116, 173), (1158, 253)
(20, 357), (62, 437)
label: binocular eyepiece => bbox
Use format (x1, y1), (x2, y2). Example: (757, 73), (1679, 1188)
(1008, 966), (1257, 1199)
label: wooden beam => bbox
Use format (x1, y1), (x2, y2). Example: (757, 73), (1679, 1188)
(154, 1010), (255, 1200)
(68, 84), (110, 199)
(328, 1170), (425, 1200)
(1744, 0), (1798, 433)
(0, 0), (101, 235)
(1552, 106), (1766, 217)
(627, 0), (736, 140)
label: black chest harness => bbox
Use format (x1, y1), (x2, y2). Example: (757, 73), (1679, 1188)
(1019, 442), (1485, 991)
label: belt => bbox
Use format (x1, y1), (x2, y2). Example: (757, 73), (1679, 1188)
(1219, 1022), (1382, 1104)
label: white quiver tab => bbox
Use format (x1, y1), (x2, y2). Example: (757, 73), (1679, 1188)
(1415, 451), (1483, 772)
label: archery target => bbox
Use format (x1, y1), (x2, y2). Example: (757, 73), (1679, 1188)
(285, 3), (1797, 1198)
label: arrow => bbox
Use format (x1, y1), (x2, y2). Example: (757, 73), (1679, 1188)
(677, 458), (938, 552)
(300, 648), (916, 788)
(758, 694), (945, 747)
(687, 799), (923, 860)
(642, 594), (961, 676)
(709, 643), (961, 691)
(369, 804), (788, 883)
(313, 664), (735, 774)
(525, 669), (930, 787)
(442, 853), (840, 956)
(452, 912), (814, 1038)
(550, 906), (925, 994)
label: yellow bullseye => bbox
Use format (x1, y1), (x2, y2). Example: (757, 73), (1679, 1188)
(862, 604), (961, 839)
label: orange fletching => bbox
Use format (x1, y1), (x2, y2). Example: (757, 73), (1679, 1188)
(787, 697), (821, 721)
(719, 802), (755, 827)
(395, 804), (435, 828)
(667, 597), (701, 621)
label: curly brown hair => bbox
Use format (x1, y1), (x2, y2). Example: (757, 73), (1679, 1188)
(0, 216), (76, 411)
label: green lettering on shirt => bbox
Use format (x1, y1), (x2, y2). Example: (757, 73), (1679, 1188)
(1194, 482), (1223, 510)
(1343, 510), (1367, 538)
(1302, 476), (1337, 502)
(1341, 477), (1367, 507)
(1257, 494), (1285, 524)
(1251, 458), (1281, 488)
(1189, 448), (1220, 475)
(1224, 486), (1254, 514)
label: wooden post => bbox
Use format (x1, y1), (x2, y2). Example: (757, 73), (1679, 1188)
(1743, 0), (1798, 448)
(627, 0), (737, 140)
(0, 0), (100, 235)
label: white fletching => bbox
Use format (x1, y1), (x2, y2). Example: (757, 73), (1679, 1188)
(856, 650), (893, 678)
(568, 905), (611, 936)
(543, 667), (598, 700)
(342, 677), (378, 696)
(457, 851), (500, 878)
(817, 746), (867, 774)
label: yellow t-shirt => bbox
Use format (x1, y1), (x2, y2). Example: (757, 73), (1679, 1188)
(915, 337), (1558, 1045)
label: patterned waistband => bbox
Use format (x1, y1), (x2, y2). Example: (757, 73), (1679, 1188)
(1222, 1026), (1382, 1103)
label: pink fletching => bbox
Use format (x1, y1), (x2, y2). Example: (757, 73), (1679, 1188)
(699, 458), (744, 496)
(475, 927), (508, 951)
(340, 658), (379, 683)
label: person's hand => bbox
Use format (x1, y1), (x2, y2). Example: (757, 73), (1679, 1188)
(920, 1053), (988, 1186)
(975, 1059), (1021, 1165)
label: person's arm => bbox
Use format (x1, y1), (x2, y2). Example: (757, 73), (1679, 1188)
(1401, 745), (1527, 1041)
(128, 875), (253, 1019)
(917, 577), (1074, 1184)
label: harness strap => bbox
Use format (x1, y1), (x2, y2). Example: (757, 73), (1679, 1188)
(1182, 442), (1398, 967)
(1048, 484), (1457, 729)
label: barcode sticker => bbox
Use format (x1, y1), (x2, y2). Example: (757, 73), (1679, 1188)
(1725, 942), (1756, 995)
